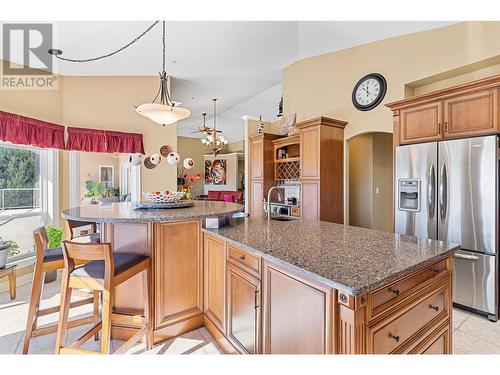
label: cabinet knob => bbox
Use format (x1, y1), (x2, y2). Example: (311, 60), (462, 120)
(429, 304), (439, 311)
(389, 288), (400, 296)
(389, 333), (400, 343)
(239, 255), (246, 261)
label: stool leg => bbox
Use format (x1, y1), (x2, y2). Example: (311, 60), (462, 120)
(100, 288), (113, 354)
(143, 265), (153, 350)
(8, 268), (16, 300)
(92, 290), (100, 341)
(22, 266), (44, 354)
(54, 271), (73, 354)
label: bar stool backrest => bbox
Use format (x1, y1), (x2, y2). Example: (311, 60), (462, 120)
(62, 241), (114, 287)
(33, 227), (49, 258)
(66, 220), (97, 240)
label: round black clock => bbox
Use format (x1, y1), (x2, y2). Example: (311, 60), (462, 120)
(352, 73), (387, 111)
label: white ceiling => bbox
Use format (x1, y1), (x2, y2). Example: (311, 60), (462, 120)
(1, 21), (456, 141)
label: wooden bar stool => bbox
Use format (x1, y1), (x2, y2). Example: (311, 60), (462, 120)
(22, 227), (100, 354)
(55, 240), (153, 354)
(66, 219), (101, 243)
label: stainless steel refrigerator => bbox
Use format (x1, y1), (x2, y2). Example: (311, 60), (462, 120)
(395, 135), (498, 321)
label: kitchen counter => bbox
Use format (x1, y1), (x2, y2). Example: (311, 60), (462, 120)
(203, 217), (459, 295)
(62, 200), (244, 223)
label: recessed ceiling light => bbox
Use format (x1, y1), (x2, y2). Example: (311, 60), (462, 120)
(172, 60), (178, 64)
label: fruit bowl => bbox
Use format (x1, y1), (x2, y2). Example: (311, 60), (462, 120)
(142, 191), (185, 204)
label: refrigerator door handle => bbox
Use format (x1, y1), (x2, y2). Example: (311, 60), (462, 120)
(454, 252), (480, 261)
(428, 162), (436, 221)
(439, 162), (448, 223)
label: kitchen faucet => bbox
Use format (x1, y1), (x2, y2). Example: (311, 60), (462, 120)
(265, 186), (284, 220)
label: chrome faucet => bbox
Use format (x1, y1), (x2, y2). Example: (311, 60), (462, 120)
(265, 186), (284, 220)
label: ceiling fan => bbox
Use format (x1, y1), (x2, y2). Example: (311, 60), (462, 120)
(189, 113), (222, 135)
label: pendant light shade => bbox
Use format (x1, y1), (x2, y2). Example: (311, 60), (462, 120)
(136, 21), (191, 126)
(136, 103), (191, 125)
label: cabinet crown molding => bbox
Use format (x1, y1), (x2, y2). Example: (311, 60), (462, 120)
(296, 116), (348, 129)
(386, 73), (500, 111)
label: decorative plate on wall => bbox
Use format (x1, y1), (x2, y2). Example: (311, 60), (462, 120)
(160, 145), (172, 157)
(143, 157), (156, 169)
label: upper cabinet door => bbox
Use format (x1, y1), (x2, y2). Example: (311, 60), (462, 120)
(444, 88), (498, 138)
(250, 137), (264, 179)
(399, 102), (443, 144)
(300, 126), (320, 179)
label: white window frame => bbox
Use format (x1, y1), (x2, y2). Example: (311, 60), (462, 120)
(99, 165), (114, 188)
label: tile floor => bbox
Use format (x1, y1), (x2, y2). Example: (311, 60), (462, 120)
(1, 272), (499, 354)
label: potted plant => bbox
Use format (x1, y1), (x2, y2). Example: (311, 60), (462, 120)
(44, 225), (63, 283)
(84, 180), (106, 204)
(100, 187), (120, 204)
(0, 238), (20, 269)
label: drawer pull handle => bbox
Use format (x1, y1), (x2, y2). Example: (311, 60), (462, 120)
(433, 268), (440, 274)
(239, 255), (246, 261)
(389, 288), (400, 296)
(389, 333), (400, 343)
(429, 304), (439, 311)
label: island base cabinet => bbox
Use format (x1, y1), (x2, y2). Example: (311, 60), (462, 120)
(154, 221), (204, 338)
(226, 264), (261, 354)
(262, 262), (333, 354)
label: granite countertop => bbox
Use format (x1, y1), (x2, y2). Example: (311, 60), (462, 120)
(203, 218), (459, 296)
(62, 201), (244, 223)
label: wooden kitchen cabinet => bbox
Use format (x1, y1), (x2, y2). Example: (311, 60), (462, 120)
(399, 102), (443, 144)
(387, 75), (500, 146)
(444, 88), (498, 138)
(262, 261), (333, 354)
(297, 117), (346, 223)
(226, 263), (262, 354)
(300, 180), (320, 220)
(154, 221), (203, 331)
(249, 133), (282, 218)
(203, 234), (226, 334)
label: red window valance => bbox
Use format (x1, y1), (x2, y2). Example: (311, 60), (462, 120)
(0, 110), (65, 149)
(66, 127), (145, 154)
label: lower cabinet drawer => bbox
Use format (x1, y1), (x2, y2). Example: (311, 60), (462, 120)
(370, 286), (449, 354)
(409, 322), (451, 354)
(370, 259), (448, 318)
(227, 245), (261, 279)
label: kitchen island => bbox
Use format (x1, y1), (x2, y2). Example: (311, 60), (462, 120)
(62, 203), (458, 354)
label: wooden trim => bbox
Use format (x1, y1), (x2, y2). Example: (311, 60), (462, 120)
(386, 73), (500, 110)
(204, 316), (238, 354)
(295, 116), (348, 129)
(272, 135), (300, 148)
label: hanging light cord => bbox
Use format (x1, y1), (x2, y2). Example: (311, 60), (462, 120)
(53, 21), (159, 63)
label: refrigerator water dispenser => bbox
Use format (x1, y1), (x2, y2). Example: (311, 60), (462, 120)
(398, 179), (420, 212)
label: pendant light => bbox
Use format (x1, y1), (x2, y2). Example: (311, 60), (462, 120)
(201, 98), (228, 156)
(136, 21), (191, 126)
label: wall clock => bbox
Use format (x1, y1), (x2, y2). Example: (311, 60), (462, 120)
(352, 73), (387, 111)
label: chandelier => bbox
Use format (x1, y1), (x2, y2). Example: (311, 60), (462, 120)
(201, 98), (228, 156)
(135, 21), (191, 126)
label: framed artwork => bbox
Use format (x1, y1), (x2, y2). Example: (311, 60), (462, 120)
(279, 113), (296, 135)
(99, 165), (114, 188)
(205, 159), (227, 185)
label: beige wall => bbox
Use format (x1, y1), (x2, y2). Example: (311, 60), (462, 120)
(0, 69), (179, 214)
(283, 21), (500, 222)
(371, 133), (393, 232)
(348, 132), (392, 231)
(348, 134), (373, 229)
(226, 140), (244, 153)
(79, 152), (120, 196)
(177, 136), (205, 196)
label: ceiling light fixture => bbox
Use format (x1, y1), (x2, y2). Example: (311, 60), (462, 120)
(135, 21), (191, 126)
(201, 98), (228, 156)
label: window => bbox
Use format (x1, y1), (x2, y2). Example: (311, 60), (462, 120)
(0, 142), (58, 261)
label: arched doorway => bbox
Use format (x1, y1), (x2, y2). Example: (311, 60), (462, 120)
(347, 132), (393, 232)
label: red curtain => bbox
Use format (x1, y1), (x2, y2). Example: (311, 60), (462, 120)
(0, 110), (65, 149)
(66, 127), (145, 154)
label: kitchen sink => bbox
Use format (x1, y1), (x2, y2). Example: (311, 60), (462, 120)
(271, 216), (299, 221)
